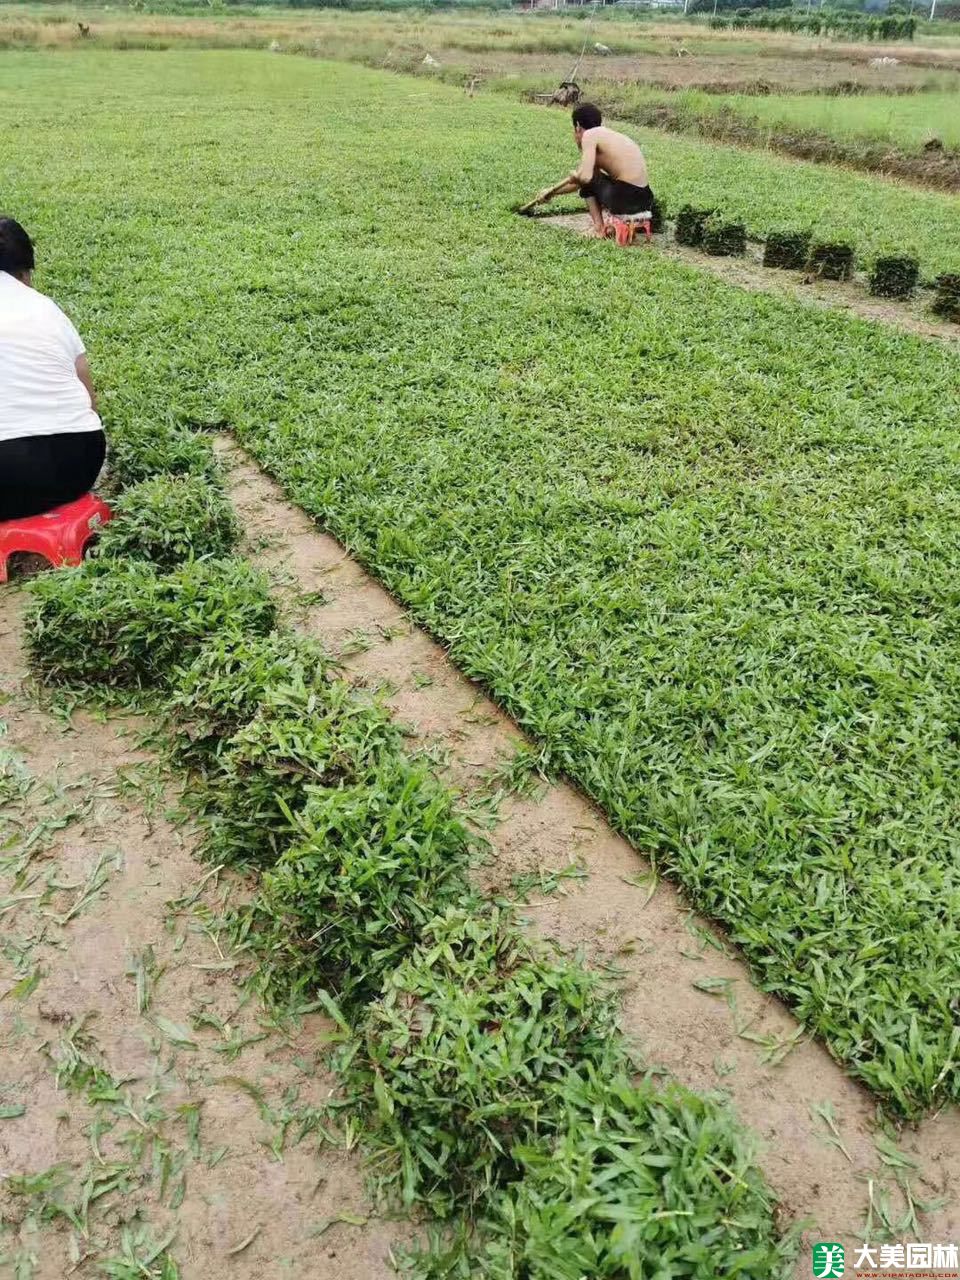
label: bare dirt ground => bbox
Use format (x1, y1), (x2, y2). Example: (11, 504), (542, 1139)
(4, 11), (958, 92)
(427, 44), (960, 93)
(217, 440), (960, 1280)
(0, 590), (404, 1278)
(540, 210), (960, 343)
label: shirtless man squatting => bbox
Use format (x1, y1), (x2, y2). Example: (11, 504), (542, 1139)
(531, 103), (655, 237)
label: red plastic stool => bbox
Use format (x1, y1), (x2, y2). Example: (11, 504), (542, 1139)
(0, 493), (112, 583)
(608, 212), (653, 247)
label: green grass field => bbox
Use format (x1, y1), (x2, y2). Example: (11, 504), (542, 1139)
(695, 89), (960, 150)
(4, 48), (960, 1116)
(4, 47), (960, 272)
(637, 124), (960, 264)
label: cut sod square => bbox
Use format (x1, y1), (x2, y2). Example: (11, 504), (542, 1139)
(762, 229), (812, 270)
(932, 273), (960, 322)
(195, 679), (398, 866)
(96, 472), (240, 570)
(650, 194), (666, 234)
(869, 255), (920, 300)
(168, 629), (332, 768)
(103, 418), (221, 495)
(341, 906), (622, 1218)
(674, 205), (715, 248)
(702, 217), (747, 257)
(807, 241), (855, 281)
(26, 557), (276, 691)
(241, 759), (478, 1009)
(402, 1066), (792, 1280)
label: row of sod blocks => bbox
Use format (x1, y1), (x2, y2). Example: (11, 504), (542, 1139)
(673, 206), (953, 311)
(554, 197), (953, 318)
(762, 230), (925, 301)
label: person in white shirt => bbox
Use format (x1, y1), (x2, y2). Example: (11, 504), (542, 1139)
(0, 217), (106, 522)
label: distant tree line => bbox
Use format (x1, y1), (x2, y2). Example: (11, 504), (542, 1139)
(688, 0), (791, 12)
(703, 8), (917, 36)
(282, 0), (512, 8)
(117, 0), (515, 10)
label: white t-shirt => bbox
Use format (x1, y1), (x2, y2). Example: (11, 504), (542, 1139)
(0, 271), (102, 443)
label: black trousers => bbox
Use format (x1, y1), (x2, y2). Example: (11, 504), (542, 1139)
(0, 430), (107, 521)
(579, 173), (655, 216)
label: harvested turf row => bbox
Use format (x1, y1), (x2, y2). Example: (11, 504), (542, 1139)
(183, 439), (960, 1269)
(0, 609), (393, 1280)
(22, 422), (793, 1277)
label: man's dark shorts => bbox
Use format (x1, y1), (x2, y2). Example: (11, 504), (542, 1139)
(579, 172), (654, 215)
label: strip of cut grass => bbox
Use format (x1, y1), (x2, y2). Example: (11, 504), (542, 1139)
(6, 49), (960, 1113)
